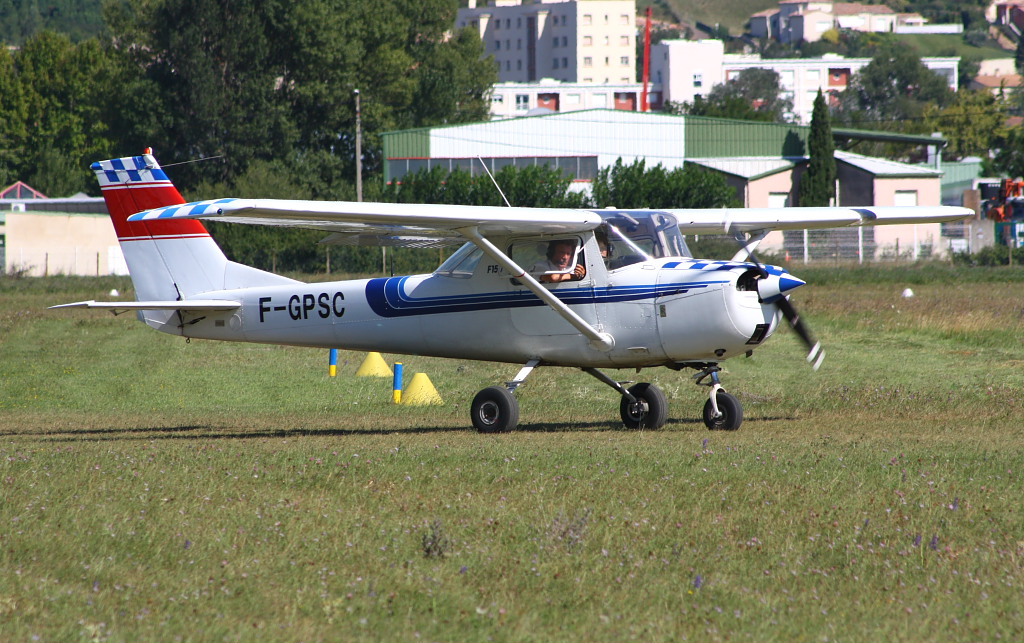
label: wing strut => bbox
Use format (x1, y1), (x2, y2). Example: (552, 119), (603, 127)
(460, 227), (614, 351)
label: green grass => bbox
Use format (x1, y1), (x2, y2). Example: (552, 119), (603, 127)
(2, 267), (1024, 641)
(658, 0), (774, 33)
(891, 33), (1010, 62)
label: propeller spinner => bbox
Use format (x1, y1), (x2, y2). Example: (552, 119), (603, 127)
(732, 231), (825, 370)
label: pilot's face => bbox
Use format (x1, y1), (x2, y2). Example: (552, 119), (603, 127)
(551, 243), (573, 269)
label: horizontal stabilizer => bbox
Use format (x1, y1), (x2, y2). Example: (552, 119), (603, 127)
(50, 299), (241, 312)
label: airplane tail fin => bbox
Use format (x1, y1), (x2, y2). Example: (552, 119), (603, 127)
(93, 150), (295, 307)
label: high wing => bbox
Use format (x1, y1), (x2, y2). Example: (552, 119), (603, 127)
(127, 199), (972, 240)
(127, 199), (604, 245)
(665, 205), (974, 235)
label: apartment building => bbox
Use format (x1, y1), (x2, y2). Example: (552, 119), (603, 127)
(652, 39), (959, 123)
(456, 0), (636, 84)
(751, 1), (930, 44)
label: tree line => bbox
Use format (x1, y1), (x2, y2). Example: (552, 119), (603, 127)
(0, 0), (497, 200)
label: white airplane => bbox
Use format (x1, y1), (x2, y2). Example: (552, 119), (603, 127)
(54, 150), (971, 432)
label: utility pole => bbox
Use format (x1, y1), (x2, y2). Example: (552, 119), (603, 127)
(354, 88), (362, 202)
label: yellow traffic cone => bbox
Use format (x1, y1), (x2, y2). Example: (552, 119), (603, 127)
(355, 352), (393, 377)
(402, 373), (444, 405)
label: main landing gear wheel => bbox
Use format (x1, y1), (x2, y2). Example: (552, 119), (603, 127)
(619, 383), (668, 430)
(471, 386), (519, 433)
(703, 390), (743, 431)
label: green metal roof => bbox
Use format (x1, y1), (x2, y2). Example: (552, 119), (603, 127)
(683, 116), (809, 158)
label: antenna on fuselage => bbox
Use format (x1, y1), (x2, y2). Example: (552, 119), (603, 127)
(478, 157), (512, 208)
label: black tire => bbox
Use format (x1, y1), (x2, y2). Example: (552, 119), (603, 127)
(619, 383), (668, 429)
(703, 391), (743, 431)
(471, 386), (519, 433)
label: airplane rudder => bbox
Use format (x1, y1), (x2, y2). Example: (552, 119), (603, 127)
(93, 149), (206, 240)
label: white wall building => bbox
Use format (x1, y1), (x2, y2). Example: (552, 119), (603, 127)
(487, 78), (658, 118)
(652, 39), (959, 123)
(1, 197), (125, 277)
(457, 0), (637, 84)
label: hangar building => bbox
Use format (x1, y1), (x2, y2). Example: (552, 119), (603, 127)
(382, 109), (961, 260)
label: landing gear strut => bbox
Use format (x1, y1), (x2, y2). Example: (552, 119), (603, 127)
(693, 364), (743, 431)
(583, 367), (668, 430)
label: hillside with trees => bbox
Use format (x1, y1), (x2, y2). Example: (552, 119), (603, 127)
(0, 0), (105, 45)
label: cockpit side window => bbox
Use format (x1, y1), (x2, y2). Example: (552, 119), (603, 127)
(435, 242), (485, 278)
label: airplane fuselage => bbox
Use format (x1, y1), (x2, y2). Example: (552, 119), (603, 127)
(148, 257), (781, 369)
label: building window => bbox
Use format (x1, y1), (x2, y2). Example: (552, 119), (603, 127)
(517, 39), (522, 50)
(492, 95), (505, 105)
(554, 58), (560, 69)
(495, 20), (500, 31)
(620, 56), (629, 66)
(621, 14), (630, 25)
(604, 56), (609, 66)
(620, 35), (629, 46)
(517, 60), (522, 70)
(562, 57), (568, 67)
(506, 61), (511, 71)
(566, 93), (580, 105)
(894, 190), (918, 207)
(583, 35), (592, 46)
(582, 14), (591, 25)
(693, 73), (703, 88)
(516, 95), (529, 111)
(496, 40), (501, 50)
(583, 56), (593, 67)
(553, 36), (558, 48)
(562, 36), (568, 46)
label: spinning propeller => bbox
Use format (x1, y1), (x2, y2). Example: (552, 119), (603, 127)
(731, 231), (825, 370)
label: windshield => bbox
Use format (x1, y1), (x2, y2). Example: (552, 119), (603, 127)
(598, 211), (691, 267)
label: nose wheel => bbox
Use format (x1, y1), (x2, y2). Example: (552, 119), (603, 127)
(694, 365), (743, 431)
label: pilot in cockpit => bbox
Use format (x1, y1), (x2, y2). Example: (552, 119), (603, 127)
(533, 239), (586, 283)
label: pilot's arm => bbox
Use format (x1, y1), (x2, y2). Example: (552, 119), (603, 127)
(540, 263), (586, 283)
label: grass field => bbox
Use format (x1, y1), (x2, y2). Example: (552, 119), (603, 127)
(2, 265), (1024, 641)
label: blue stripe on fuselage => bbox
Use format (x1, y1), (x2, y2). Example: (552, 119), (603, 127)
(364, 276), (726, 318)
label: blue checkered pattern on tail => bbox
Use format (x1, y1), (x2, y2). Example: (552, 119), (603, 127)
(91, 155), (170, 188)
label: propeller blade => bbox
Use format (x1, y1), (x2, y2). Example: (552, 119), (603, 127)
(776, 296), (825, 370)
(731, 230), (768, 277)
(730, 230), (824, 370)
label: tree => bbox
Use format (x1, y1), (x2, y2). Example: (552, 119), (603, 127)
(986, 126), (1024, 179)
(798, 89), (835, 207)
(590, 158), (737, 209)
(104, 0), (497, 193)
(924, 90), (1007, 162)
(672, 68), (793, 123)
(8, 32), (119, 196)
(833, 42), (953, 132)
